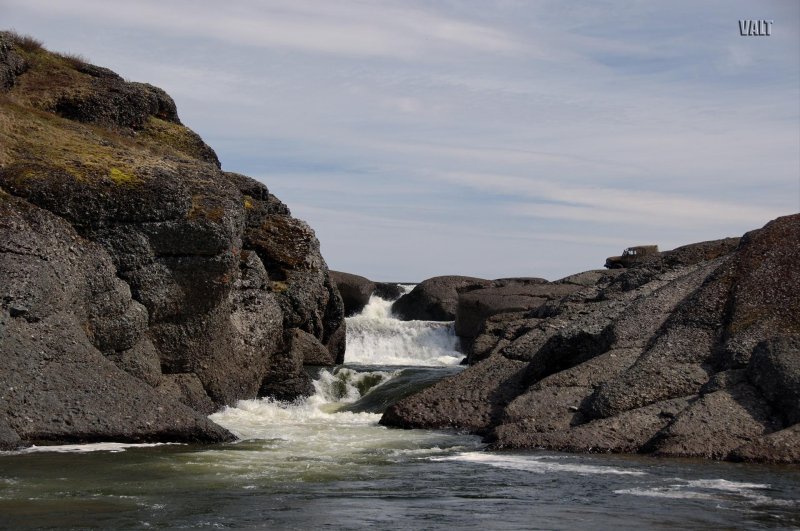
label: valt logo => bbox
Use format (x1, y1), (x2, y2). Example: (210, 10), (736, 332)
(739, 20), (773, 36)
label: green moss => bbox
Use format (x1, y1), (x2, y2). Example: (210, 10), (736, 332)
(243, 196), (254, 210)
(140, 117), (211, 162)
(0, 101), (139, 183)
(108, 167), (139, 186)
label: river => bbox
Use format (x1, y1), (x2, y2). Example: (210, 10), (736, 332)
(1, 292), (798, 529)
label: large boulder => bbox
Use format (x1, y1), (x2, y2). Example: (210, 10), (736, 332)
(330, 271), (375, 316)
(392, 276), (492, 321)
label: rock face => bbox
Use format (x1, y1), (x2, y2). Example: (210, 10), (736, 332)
(382, 219), (800, 464)
(0, 32), (344, 448)
(455, 279), (582, 358)
(392, 276), (493, 321)
(330, 271), (375, 316)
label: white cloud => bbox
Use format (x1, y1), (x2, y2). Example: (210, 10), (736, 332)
(2, 0), (798, 280)
(4, 0), (521, 59)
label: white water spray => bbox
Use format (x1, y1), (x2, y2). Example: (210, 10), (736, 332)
(211, 288), (471, 457)
(344, 291), (463, 366)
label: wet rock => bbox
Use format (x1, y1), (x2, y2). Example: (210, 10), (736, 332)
(381, 354), (527, 433)
(288, 327), (337, 366)
(259, 333), (315, 401)
(0, 420), (22, 451)
(157, 373), (218, 416)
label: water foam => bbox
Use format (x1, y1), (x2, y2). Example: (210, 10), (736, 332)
(614, 478), (796, 507)
(345, 294), (463, 366)
(210, 367), (395, 440)
(7, 442), (178, 454)
(434, 452), (648, 476)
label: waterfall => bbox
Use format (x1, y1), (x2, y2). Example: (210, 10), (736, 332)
(210, 287), (466, 442)
(344, 289), (463, 367)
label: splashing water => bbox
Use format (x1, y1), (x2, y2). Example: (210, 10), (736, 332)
(344, 292), (463, 366)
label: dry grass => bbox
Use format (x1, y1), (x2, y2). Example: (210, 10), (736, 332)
(56, 51), (88, 69)
(140, 117), (209, 162)
(4, 30), (44, 52)
(0, 36), (218, 197)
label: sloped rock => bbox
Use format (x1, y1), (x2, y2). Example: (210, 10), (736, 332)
(382, 215), (800, 463)
(730, 424), (800, 464)
(492, 397), (692, 453)
(455, 282), (580, 341)
(381, 354), (527, 433)
(647, 384), (778, 459)
(288, 327), (337, 366)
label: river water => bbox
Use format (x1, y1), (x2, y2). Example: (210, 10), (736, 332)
(1, 293), (799, 529)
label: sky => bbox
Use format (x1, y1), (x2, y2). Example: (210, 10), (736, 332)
(2, 0), (798, 281)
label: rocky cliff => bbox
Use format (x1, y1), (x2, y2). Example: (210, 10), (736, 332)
(0, 32), (345, 449)
(382, 215), (800, 463)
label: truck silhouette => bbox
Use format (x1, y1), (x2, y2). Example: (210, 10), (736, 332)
(604, 245), (659, 269)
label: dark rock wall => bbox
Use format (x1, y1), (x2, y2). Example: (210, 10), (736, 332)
(0, 32), (344, 447)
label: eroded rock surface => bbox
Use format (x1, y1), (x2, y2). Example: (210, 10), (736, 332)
(383, 219), (800, 463)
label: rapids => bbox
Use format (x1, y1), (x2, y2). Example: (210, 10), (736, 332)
(1, 289), (798, 529)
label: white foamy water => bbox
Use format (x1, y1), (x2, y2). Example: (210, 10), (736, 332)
(207, 367), (482, 480)
(6, 442), (179, 455)
(345, 292), (463, 366)
(206, 291), (480, 481)
(435, 452), (648, 476)
(613, 478), (798, 507)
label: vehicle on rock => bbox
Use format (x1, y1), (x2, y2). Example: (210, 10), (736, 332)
(604, 245), (659, 269)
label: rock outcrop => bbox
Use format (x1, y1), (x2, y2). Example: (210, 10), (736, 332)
(0, 32), (344, 448)
(382, 218), (800, 463)
(392, 275), (493, 321)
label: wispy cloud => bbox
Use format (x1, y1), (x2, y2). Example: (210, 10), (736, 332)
(5, 0), (521, 59)
(3, 0), (798, 279)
